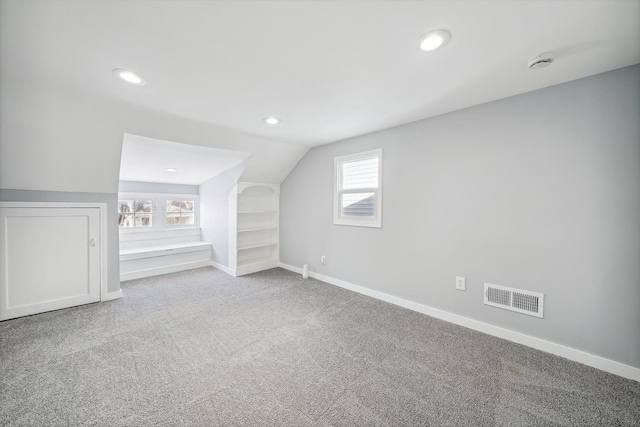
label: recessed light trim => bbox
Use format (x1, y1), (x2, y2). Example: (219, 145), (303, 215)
(165, 168), (178, 172)
(418, 30), (451, 52)
(113, 69), (147, 86)
(264, 117), (280, 125)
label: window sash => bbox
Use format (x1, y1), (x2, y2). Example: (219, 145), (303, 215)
(339, 191), (377, 218)
(340, 157), (379, 191)
(118, 199), (153, 228)
(118, 193), (199, 232)
(165, 199), (197, 227)
(334, 149), (382, 228)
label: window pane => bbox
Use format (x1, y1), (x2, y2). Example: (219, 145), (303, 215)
(341, 157), (378, 190)
(135, 200), (152, 213)
(341, 192), (375, 217)
(180, 214), (195, 225)
(119, 213), (135, 228)
(133, 214), (151, 227)
(166, 214), (181, 226)
(118, 200), (134, 213)
(166, 200), (181, 213)
(181, 200), (194, 212)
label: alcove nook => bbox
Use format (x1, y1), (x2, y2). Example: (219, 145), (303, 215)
(117, 133), (257, 280)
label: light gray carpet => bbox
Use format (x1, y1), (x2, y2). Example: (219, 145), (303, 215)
(1, 267), (639, 426)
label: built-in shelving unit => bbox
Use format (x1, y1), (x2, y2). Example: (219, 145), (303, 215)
(229, 182), (279, 276)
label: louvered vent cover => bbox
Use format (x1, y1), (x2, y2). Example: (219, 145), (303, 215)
(484, 283), (544, 318)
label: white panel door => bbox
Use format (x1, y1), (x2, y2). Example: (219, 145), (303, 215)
(0, 207), (101, 320)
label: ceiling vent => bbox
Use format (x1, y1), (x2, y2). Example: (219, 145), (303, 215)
(528, 53), (555, 69)
(484, 283), (544, 318)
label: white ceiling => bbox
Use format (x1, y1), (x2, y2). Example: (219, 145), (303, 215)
(1, 0), (639, 147)
(120, 134), (251, 185)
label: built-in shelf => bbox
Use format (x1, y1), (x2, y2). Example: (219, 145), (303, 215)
(237, 256), (278, 267)
(238, 226), (279, 233)
(230, 182), (280, 276)
(238, 242), (278, 251)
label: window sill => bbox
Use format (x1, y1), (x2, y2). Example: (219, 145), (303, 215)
(334, 218), (381, 228)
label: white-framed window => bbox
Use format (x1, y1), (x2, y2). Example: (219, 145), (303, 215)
(334, 149), (382, 228)
(165, 199), (196, 227)
(118, 193), (199, 232)
(118, 199), (153, 228)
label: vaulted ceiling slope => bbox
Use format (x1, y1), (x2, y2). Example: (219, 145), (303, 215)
(2, 0), (639, 148)
(119, 134), (253, 186)
(1, 1), (639, 193)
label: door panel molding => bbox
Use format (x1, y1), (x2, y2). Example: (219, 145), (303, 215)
(0, 202), (107, 320)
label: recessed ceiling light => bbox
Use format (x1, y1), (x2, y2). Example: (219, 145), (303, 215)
(113, 69), (147, 86)
(165, 168), (178, 172)
(418, 30), (451, 52)
(263, 117), (280, 125)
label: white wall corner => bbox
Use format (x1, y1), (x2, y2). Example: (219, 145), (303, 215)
(211, 261), (237, 276)
(278, 262), (640, 382)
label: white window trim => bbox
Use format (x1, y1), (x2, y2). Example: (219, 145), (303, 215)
(334, 149), (382, 228)
(118, 192), (199, 233)
(117, 195), (155, 230)
(163, 197), (199, 230)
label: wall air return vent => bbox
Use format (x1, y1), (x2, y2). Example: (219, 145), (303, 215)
(484, 283), (544, 318)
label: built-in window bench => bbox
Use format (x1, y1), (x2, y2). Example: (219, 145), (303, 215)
(119, 229), (212, 281)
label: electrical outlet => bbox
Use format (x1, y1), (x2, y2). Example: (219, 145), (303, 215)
(456, 276), (466, 291)
(321, 255), (326, 265)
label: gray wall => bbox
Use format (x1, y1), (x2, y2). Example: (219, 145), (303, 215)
(0, 189), (121, 293)
(118, 181), (199, 195)
(199, 161), (248, 267)
(280, 65), (640, 368)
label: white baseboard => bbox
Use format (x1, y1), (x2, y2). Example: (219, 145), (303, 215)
(120, 260), (212, 281)
(281, 263), (303, 274)
(105, 289), (123, 301)
(210, 261), (236, 276)
(278, 262), (640, 382)
(210, 260), (281, 277)
(236, 258), (280, 277)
